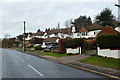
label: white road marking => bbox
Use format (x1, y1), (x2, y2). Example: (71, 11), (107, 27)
(20, 58), (24, 62)
(28, 64), (43, 77)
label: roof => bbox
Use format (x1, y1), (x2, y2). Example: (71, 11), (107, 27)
(30, 32), (45, 37)
(47, 28), (71, 35)
(79, 27), (88, 32)
(43, 37), (60, 43)
(97, 25), (118, 36)
(79, 24), (103, 33)
(85, 24), (103, 31)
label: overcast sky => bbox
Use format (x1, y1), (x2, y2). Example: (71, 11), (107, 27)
(0, 0), (118, 38)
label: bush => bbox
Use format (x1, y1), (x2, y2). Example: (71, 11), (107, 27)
(27, 44), (34, 48)
(64, 38), (87, 53)
(97, 33), (120, 49)
(43, 49), (51, 52)
(64, 38), (87, 48)
(35, 45), (43, 50)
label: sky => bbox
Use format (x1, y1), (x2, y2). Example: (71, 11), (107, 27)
(0, 0), (118, 38)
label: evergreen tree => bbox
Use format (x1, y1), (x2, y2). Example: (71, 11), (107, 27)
(95, 8), (117, 28)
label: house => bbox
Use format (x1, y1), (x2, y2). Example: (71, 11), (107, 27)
(29, 31), (45, 39)
(44, 28), (71, 39)
(72, 24), (103, 39)
(115, 26), (120, 33)
(97, 25), (118, 36)
(43, 37), (60, 46)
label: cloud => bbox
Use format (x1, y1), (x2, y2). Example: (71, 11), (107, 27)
(1, 1), (118, 38)
(1, 0), (117, 2)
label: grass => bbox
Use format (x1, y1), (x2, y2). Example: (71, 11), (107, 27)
(37, 52), (72, 57)
(26, 48), (35, 52)
(80, 55), (120, 70)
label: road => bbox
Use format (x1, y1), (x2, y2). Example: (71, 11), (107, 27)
(1, 48), (108, 79)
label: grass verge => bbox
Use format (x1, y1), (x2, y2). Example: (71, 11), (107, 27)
(37, 52), (72, 57)
(80, 55), (120, 70)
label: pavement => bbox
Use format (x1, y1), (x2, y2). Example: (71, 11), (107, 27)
(1, 48), (109, 79)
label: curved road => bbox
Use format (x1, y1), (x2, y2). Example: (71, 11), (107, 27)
(0, 48), (109, 79)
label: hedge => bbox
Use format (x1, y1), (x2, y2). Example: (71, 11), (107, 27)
(35, 45), (43, 50)
(64, 38), (87, 49)
(96, 33), (120, 49)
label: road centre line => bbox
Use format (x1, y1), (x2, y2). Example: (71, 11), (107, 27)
(28, 64), (43, 77)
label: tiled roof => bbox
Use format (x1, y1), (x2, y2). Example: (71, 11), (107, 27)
(97, 25), (118, 36)
(30, 32), (45, 37)
(85, 24), (103, 31)
(79, 24), (103, 33)
(79, 27), (88, 32)
(43, 37), (59, 42)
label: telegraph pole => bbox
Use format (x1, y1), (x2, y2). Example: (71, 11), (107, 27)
(23, 21), (26, 52)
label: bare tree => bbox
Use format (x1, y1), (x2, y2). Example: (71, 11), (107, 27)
(4, 33), (11, 39)
(64, 19), (73, 35)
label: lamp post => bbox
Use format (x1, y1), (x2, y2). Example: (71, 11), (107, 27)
(23, 21), (26, 52)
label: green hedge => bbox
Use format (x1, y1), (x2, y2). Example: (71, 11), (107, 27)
(64, 38), (87, 49)
(35, 45), (43, 50)
(97, 33), (120, 49)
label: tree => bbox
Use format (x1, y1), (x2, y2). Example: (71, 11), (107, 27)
(95, 8), (117, 28)
(73, 16), (92, 32)
(37, 29), (41, 32)
(64, 19), (73, 34)
(64, 19), (72, 28)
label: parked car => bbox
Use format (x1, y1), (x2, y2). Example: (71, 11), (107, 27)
(47, 44), (55, 48)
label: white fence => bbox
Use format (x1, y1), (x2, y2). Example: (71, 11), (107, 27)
(66, 47), (81, 54)
(97, 47), (120, 59)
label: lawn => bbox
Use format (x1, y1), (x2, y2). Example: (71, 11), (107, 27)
(26, 48), (35, 52)
(80, 55), (120, 70)
(37, 52), (71, 57)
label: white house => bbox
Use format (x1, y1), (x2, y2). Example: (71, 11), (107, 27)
(72, 24), (103, 39)
(43, 28), (71, 39)
(115, 26), (120, 33)
(25, 34), (32, 41)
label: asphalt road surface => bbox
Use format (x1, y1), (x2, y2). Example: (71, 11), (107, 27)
(1, 48), (108, 79)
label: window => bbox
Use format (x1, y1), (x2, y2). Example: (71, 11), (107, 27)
(94, 32), (96, 35)
(47, 36), (50, 38)
(77, 34), (80, 36)
(82, 32), (87, 36)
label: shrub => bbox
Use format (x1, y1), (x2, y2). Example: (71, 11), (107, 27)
(64, 38), (86, 48)
(35, 45), (43, 50)
(97, 33), (120, 49)
(43, 49), (51, 52)
(27, 44), (34, 48)
(64, 38), (87, 53)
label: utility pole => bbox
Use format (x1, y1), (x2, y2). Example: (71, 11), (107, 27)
(23, 21), (26, 52)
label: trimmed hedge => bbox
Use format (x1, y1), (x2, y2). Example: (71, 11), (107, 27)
(97, 33), (120, 49)
(64, 38), (87, 49)
(35, 45), (43, 50)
